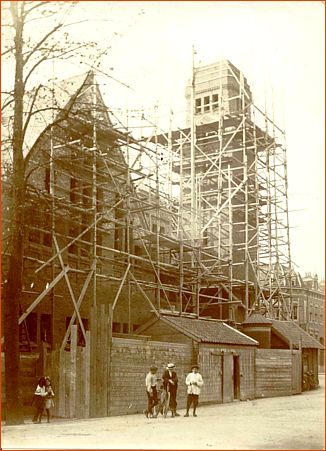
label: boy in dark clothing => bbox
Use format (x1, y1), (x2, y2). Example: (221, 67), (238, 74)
(162, 363), (180, 417)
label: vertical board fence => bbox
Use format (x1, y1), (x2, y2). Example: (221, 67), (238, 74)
(46, 326), (91, 418)
(45, 305), (111, 419)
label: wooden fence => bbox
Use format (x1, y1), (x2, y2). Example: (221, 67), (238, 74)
(44, 304), (195, 418)
(255, 348), (301, 398)
(42, 308), (304, 418)
(45, 304), (111, 418)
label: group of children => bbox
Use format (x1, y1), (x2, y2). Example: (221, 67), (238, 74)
(32, 365), (203, 423)
(32, 376), (55, 423)
(145, 363), (204, 419)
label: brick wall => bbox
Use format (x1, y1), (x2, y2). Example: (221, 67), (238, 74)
(110, 337), (192, 416)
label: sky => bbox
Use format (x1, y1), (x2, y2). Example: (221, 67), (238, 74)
(3, 1), (325, 278)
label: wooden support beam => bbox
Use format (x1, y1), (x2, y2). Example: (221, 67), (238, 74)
(19, 268), (68, 325)
(35, 200), (123, 275)
(112, 263), (131, 311)
(53, 236), (87, 343)
(60, 262), (96, 352)
(129, 271), (160, 317)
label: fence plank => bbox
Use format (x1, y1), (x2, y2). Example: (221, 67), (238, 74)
(64, 351), (69, 417)
(99, 304), (106, 416)
(58, 349), (66, 418)
(69, 325), (77, 418)
(90, 306), (97, 417)
(75, 346), (82, 418)
(107, 304), (113, 416)
(96, 306), (101, 416)
(84, 331), (91, 418)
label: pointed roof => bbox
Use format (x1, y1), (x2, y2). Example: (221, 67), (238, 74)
(2, 70), (113, 156)
(26, 71), (114, 153)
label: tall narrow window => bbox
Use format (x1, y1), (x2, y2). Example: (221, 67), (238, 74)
(195, 98), (202, 113)
(114, 194), (124, 251)
(19, 312), (37, 346)
(40, 313), (52, 346)
(212, 94), (219, 111)
(293, 305), (298, 320)
(68, 225), (79, 255)
(45, 168), (50, 193)
(203, 96), (210, 112)
(43, 212), (52, 247)
(70, 177), (77, 203)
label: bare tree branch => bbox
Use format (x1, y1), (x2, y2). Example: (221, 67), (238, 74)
(23, 54), (49, 87)
(1, 97), (15, 112)
(1, 46), (15, 57)
(23, 1), (52, 17)
(24, 11), (61, 25)
(21, 84), (43, 144)
(23, 23), (62, 65)
(23, 41), (88, 88)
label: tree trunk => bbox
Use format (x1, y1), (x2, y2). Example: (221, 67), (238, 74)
(4, 2), (25, 425)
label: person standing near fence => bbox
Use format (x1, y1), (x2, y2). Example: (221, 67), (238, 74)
(32, 377), (47, 423)
(44, 377), (55, 423)
(144, 365), (159, 418)
(162, 363), (180, 417)
(184, 364), (204, 417)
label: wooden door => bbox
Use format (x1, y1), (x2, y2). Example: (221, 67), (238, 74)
(222, 352), (234, 403)
(292, 350), (302, 394)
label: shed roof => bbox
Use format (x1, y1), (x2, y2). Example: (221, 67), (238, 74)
(242, 312), (273, 325)
(160, 315), (258, 346)
(270, 320), (323, 350)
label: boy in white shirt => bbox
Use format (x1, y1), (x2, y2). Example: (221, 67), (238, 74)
(144, 365), (159, 418)
(184, 364), (204, 417)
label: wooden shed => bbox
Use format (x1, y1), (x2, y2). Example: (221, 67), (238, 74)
(136, 314), (258, 404)
(242, 313), (323, 392)
(270, 319), (323, 390)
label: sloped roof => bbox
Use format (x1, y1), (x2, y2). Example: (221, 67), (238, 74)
(160, 315), (258, 346)
(2, 70), (113, 155)
(242, 312), (273, 325)
(271, 320), (323, 349)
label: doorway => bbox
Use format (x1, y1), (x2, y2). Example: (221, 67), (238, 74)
(233, 355), (240, 400)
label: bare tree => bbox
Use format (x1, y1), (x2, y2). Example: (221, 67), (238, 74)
(1, 0), (119, 425)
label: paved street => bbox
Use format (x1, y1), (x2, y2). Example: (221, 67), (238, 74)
(2, 376), (324, 450)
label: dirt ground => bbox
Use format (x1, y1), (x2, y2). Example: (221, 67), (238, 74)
(2, 375), (324, 450)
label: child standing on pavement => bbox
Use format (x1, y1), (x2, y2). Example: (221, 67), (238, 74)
(44, 377), (55, 423)
(184, 364), (204, 417)
(144, 365), (159, 418)
(32, 377), (47, 423)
